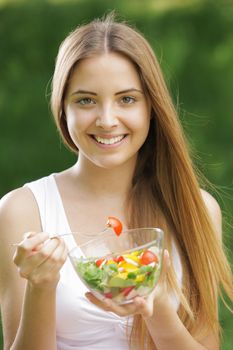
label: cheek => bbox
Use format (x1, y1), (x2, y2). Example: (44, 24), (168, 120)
(66, 109), (92, 134)
(127, 109), (150, 134)
(67, 116), (80, 132)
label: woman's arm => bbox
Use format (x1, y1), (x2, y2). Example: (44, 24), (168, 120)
(143, 293), (219, 350)
(0, 188), (67, 350)
(143, 190), (222, 350)
(85, 190), (221, 350)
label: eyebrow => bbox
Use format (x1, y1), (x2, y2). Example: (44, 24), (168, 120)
(71, 88), (144, 96)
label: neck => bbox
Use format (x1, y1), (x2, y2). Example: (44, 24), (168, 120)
(70, 156), (137, 199)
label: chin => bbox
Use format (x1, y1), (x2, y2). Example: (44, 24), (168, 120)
(93, 156), (137, 171)
(94, 161), (123, 170)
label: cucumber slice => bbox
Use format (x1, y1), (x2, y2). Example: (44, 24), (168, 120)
(108, 276), (136, 288)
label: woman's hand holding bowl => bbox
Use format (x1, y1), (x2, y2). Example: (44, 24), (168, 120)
(85, 249), (170, 319)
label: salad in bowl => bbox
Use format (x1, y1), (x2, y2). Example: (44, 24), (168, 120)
(68, 221), (164, 304)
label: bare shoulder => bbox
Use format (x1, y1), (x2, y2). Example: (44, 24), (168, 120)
(0, 186), (42, 244)
(0, 187), (42, 347)
(200, 189), (222, 239)
(0, 185), (37, 212)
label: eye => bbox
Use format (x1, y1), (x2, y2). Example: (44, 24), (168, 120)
(121, 96), (136, 104)
(77, 97), (95, 105)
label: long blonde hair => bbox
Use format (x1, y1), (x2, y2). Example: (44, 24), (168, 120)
(51, 13), (233, 349)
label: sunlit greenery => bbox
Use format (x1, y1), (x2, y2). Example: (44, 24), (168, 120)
(0, 0), (232, 349)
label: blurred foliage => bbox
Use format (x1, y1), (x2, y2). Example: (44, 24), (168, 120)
(0, 0), (232, 349)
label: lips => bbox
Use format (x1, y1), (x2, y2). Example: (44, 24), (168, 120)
(91, 134), (127, 145)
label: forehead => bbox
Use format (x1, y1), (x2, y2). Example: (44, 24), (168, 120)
(67, 52), (143, 92)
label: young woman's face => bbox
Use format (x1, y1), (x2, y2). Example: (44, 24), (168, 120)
(64, 53), (151, 169)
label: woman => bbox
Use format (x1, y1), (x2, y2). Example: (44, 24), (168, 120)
(0, 13), (232, 350)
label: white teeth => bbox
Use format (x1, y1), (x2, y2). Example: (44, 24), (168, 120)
(94, 135), (125, 145)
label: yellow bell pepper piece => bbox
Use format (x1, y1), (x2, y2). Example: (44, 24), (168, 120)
(107, 259), (116, 265)
(123, 254), (140, 264)
(135, 274), (145, 282)
(114, 272), (128, 280)
(130, 251), (140, 256)
(119, 262), (138, 272)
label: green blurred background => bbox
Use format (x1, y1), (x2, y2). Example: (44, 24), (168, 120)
(0, 0), (232, 348)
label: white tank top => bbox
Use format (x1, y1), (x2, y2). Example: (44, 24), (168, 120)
(24, 174), (182, 350)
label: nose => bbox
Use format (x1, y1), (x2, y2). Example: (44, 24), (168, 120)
(95, 105), (118, 129)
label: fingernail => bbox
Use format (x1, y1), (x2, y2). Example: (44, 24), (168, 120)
(23, 232), (33, 239)
(51, 237), (61, 242)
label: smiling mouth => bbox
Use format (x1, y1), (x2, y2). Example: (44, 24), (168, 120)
(91, 135), (127, 145)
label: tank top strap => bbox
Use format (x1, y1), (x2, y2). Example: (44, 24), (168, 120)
(23, 174), (70, 237)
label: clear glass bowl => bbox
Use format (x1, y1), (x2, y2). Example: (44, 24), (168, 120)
(68, 227), (164, 304)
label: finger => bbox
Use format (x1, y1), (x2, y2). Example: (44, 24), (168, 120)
(42, 238), (68, 268)
(85, 292), (141, 317)
(27, 237), (62, 267)
(36, 237), (68, 269)
(23, 232), (44, 252)
(13, 232), (49, 265)
(32, 240), (68, 283)
(133, 297), (154, 318)
(85, 292), (122, 313)
(23, 231), (37, 239)
(18, 238), (65, 280)
(18, 232), (49, 252)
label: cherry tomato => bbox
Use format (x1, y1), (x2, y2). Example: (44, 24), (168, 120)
(106, 217), (123, 236)
(122, 286), (134, 296)
(140, 250), (158, 265)
(95, 258), (106, 268)
(113, 255), (124, 263)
